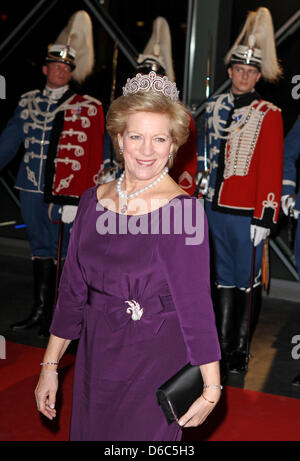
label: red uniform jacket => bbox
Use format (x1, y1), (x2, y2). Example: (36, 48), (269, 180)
(212, 100), (283, 228)
(170, 115), (197, 196)
(44, 93), (104, 205)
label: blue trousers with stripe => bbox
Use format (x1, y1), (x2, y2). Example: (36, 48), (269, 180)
(19, 190), (72, 259)
(205, 202), (264, 289)
(294, 220), (300, 279)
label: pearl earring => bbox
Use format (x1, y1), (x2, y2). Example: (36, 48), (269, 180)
(168, 152), (173, 159)
(119, 148), (123, 156)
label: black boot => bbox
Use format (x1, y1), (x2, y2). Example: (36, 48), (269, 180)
(215, 287), (236, 378)
(229, 286), (262, 373)
(38, 257), (66, 337)
(10, 258), (56, 335)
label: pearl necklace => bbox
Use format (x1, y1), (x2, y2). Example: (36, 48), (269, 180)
(116, 167), (169, 214)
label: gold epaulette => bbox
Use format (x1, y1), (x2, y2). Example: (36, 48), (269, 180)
(82, 94), (102, 105)
(259, 100), (281, 113)
(20, 89), (40, 99)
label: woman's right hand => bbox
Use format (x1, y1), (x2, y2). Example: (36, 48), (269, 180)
(34, 373), (58, 420)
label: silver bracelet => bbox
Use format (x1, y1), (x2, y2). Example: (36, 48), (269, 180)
(40, 362), (59, 366)
(203, 384), (223, 390)
(40, 371), (58, 375)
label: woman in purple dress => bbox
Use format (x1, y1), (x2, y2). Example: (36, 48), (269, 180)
(35, 71), (221, 441)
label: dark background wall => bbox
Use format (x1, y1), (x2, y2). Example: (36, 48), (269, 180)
(0, 0), (299, 126)
(0, 0), (299, 279)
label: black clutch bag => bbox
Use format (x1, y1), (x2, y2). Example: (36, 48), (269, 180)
(156, 363), (203, 425)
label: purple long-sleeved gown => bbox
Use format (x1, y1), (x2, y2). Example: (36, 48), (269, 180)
(50, 186), (221, 441)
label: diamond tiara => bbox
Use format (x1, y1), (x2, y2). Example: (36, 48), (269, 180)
(122, 71), (179, 101)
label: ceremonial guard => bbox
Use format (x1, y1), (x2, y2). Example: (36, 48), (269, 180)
(197, 7), (283, 373)
(100, 17), (197, 195)
(0, 11), (104, 336)
(281, 115), (300, 387)
(282, 115), (300, 275)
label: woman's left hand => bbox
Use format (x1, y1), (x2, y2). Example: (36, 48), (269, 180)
(178, 390), (221, 428)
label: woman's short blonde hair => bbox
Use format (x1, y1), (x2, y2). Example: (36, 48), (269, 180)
(106, 90), (191, 168)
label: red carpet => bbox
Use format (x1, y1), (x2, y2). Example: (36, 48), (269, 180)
(1, 341), (300, 441)
(0, 341), (74, 441)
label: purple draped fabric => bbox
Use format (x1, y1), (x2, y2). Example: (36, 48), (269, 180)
(50, 186), (221, 441)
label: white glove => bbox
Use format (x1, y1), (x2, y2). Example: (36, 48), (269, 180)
(61, 205), (78, 224)
(281, 195), (295, 216)
(250, 225), (270, 247)
(195, 171), (209, 196)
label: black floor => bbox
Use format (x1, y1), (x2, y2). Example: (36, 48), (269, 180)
(1, 236), (300, 400)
